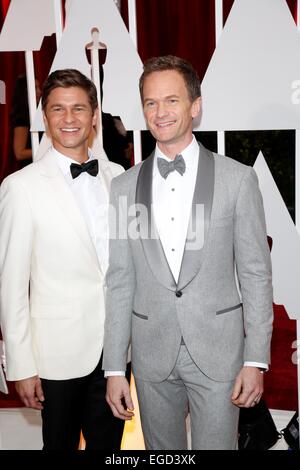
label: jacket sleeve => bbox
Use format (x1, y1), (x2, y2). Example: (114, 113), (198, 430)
(102, 177), (136, 371)
(0, 176), (37, 380)
(233, 167), (273, 365)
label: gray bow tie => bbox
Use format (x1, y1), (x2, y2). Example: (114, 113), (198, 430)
(157, 154), (186, 179)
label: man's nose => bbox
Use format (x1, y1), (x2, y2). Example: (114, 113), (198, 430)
(156, 102), (168, 118)
(63, 109), (76, 123)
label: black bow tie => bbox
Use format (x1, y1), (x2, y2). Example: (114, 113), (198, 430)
(70, 159), (99, 179)
(157, 154), (186, 179)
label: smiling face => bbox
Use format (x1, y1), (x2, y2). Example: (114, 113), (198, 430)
(43, 86), (98, 162)
(142, 70), (201, 158)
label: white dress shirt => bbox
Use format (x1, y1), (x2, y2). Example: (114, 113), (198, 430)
(106, 136), (267, 374)
(53, 147), (109, 273)
(153, 136), (199, 283)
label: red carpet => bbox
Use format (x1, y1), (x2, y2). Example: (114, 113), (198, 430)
(0, 304), (298, 410)
(264, 304), (298, 411)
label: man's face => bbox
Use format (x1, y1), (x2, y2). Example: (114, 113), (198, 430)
(43, 86), (98, 158)
(142, 70), (201, 152)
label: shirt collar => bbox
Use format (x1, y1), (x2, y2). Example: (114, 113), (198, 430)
(153, 135), (199, 177)
(52, 146), (94, 177)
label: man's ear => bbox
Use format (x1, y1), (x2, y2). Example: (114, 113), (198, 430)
(191, 97), (201, 119)
(92, 108), (99, 127)
(43, 111), (51, 137)
(42, 112), (48, 129)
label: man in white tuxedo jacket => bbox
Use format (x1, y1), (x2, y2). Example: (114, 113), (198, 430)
(0, 69), (126, 450)
(103, 56), (273, 450)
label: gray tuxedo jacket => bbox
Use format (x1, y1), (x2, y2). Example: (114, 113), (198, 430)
(102, 143), (273, 382)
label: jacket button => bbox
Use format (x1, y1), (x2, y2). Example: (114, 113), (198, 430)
(176, 291), (182, 298)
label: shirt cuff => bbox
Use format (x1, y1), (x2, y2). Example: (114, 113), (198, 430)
(244, 361), (268, 371)
(104, 370), (126, 378)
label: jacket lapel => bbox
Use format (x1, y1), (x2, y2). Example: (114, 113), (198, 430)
(136, 152), (177, 291)
(177, 143), (214, 290)
(97, 157), (114, 200)
(136, 143), (214, 292)
(36, 150), (102, 273)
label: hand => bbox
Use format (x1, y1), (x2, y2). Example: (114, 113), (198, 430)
(15, 375), (45, 410)
(106, 376), (134, 421)
(231, 366), (263, 408)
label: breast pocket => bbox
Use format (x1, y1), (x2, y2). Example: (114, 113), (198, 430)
(132, 311), (148, 320)
(216, 303), (242, 316)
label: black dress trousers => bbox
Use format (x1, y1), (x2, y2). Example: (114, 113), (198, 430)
(41, 355), (131, 450)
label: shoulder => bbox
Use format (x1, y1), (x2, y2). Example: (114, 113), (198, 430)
(197, 140), (251, 179)
(213, 152), (248, 174)
(110, 161), (143, 192)
(210, 153), (260, 204)
(1, 161), (37, 189)
(97, 157), (124, 177)
(0, 166), (35, 204)
(212, 151), (256, 183)
(1, 150), (55, 193)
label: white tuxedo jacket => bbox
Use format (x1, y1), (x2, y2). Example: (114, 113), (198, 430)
(0, 149), (123, 381)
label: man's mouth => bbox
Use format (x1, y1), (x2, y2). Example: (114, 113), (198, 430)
(61, 128), (80, 133)
(156, 121), (176, 128)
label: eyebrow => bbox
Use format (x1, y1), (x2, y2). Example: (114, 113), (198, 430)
(49, 103), (89, 108)
(144, 94), (180, 103)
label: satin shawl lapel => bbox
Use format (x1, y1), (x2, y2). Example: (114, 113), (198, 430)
(135, 152), (177, 291)
(36, 151), (102, 273)
(177, 143), (214, 290)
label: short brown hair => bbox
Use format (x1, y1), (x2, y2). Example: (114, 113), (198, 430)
(139, 55), (201, 103)
(42, 69), (98, 113)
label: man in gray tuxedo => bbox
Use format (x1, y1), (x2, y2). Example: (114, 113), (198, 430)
(103, 55), (273, 450)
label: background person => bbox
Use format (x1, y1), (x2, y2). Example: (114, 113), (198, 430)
(10, 74), (41, 168)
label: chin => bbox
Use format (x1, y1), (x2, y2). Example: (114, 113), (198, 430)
(155, 132), (176, 141)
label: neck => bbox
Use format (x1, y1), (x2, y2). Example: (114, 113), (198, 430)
(157, 135), (193, 160)
(53, 143), (89, 163)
